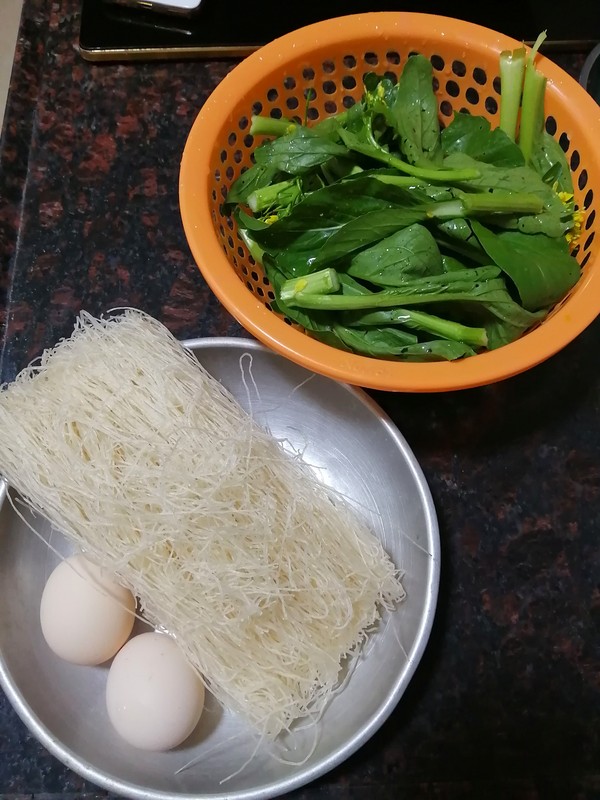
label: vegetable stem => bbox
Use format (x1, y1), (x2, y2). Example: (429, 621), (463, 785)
(461, 191), (543, 215)
(250, 115), (297, 138)
(427, 191), (544, 219)
(371, 174), (428, 188)
(248, 179), (302, 214)
(280, 269), (340, 302)
(286, 291), (485, 311)
(337, 127), (480, 182)
(499, 46), (526, 141)
(283, 267), (502, 311)
(519, 31), (548, 164)
(371, 148), (481, 183)
(354, 307), (488, 348)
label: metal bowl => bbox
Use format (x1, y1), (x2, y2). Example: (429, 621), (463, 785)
(580, 43), (600, 105)
(0, 337), (439, 799)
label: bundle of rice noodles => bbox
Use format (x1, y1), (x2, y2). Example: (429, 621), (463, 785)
(0, 310), (404, 736)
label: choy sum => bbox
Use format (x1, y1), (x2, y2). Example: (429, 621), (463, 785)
(225, 46), (582, 363)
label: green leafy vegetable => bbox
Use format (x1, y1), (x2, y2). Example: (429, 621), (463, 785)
(347, 223), (444, 285)
(323, 327), (477, 361)
(247, 178), (302, 215)
(469, 220), (580, 310)
(442, 152), (573, 237)
(225, 162), (281, 208)
(337, 125), (479, 182)
(441, 112), (525, 168)
(530, 131), (574, 194)
(253, 126), (349, 175)
(332, 325), (420, 357)
(225, 46), (581, 363)
(392, 55), (443, 167)
(280, 267), (505, 310)
(341, 306), (488, 348)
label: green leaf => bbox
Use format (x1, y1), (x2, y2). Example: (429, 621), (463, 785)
(443, 152), (573, 237)
(226, 162), (280, 207)
(441, 112), (526, 167)
(441, 254), (468, 272)
(484, 315), (539, 349)
(332, 324), (419, 357)
(331, 321), (478, 359)
(253, 176), (423, 243)
(481, 292), (546, 330)
(234, 207), (270, 232)
(393, 55), (442, 166)
(313, 101), (363, 142)
(254, 127), (349, 175)
(469, 219), (580, 311)
(434, 217), (488, 264)
(436, 284), (546, 347)
(529, 130), (574, 194)
(347, 223), (444, 285)
(337, 272), (374, 295)
(310, 207), (430, 271)
(250, 176), (428, 275)
(346, 270), (545, 348)
(310, 328), (353, 352)
(337, 125), (477, 182)
(397, 340), (477, 360)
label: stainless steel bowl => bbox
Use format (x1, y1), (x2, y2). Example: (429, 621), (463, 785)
(0, 337), (440, 799)
(580, 43), (600, 104)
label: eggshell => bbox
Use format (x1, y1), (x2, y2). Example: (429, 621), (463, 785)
(105, 631), (205, 751)
(40, 554), (136, 666)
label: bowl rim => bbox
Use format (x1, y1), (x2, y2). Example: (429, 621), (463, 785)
(180, 12), (600, 392)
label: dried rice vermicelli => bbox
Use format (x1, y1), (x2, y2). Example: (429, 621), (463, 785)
(0, 310), (405, 736)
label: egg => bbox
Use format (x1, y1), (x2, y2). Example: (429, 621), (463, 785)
(40, 554), (136, 666)
(106, 631), (205, 751)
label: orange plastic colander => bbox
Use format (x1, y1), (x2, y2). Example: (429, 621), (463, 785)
(179, 13), (600, 392)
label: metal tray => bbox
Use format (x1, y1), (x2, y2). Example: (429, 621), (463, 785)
(0, 337), (439, 799)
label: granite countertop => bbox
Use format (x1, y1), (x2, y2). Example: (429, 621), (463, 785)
(0, 2), (599, 798)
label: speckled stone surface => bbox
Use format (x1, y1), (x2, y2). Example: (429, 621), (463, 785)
(0, 3), (599, 799)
